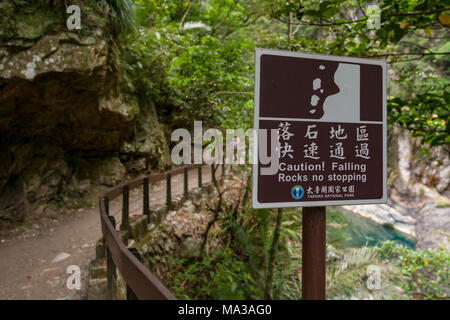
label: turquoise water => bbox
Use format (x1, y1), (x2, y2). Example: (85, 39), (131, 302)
(327, 209), (415, 249)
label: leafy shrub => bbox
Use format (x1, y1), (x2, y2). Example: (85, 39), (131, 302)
(377, 241), (450, 299)
(170, 248), (259, 300)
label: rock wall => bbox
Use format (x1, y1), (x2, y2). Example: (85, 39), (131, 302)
(388, 126), (450, 199)
(0, 1), (170, 221)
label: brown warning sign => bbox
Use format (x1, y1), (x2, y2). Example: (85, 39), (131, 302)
(252, 49), (387, 208)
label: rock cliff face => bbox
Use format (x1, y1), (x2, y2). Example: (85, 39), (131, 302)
(0, 1), (170, 221)
(388, 126), (450, 198)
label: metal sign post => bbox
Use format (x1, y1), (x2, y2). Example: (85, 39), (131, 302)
(252, 48), (387, 300)
(302, 206), (326, 300)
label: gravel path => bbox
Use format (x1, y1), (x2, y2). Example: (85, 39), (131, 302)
(0, 166), (215, 300)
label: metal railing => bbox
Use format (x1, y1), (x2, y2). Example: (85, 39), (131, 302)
(99, 164), (222, 300)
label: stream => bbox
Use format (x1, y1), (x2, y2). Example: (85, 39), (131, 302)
(327, 209), (415, 249)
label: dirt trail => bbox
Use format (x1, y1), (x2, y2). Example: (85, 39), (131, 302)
(0, 167), (214, 300)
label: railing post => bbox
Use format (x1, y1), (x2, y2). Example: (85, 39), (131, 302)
(106, 215), (117, 300)
(126, 247), (142, 300)
(198, 166), (202, 188)
(166, 173), (172, 210)
(183, 167), (189, 199)
(104, 196), (109, 216)
(121, 185), (130, 239)
(211, 164), (214, 183)
(143, 177), (150, 221)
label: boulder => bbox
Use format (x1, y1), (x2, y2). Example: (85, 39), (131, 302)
(181, 238), (203, 258)
(74, 157), (126, 187)
(0, 175), (26, 221)
(124, 158), (147, 174)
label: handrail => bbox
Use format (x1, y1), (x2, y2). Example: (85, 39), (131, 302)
(99, 196), (176, 299)
(98, 163), (210, 300)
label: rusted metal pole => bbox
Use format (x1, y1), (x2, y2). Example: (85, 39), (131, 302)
(126, 247), (142, 300)
(121, 185), (130, 233)
(198, 166), (202, 188)
(183, 167), (189, 199)
(143, 177), (150, 221)
(104, 196), (109, 216)
(211, 164), (214, 183)
(302, 206), (326, 300)
(166, 173), (172, 210)
(106, 215), (117, 300)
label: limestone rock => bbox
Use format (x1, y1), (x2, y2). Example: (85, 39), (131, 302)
(89, 259), (106, 279)
(0, 1), (170, 221)
(52, 252), (71, 263)
(74, 157), (126, 187)
(129, 215), (149, 240)
(181, 238), (203, 258)
(341, 204), (416, 238)
(95, 239), (106, 260)
(121, 105), (172, 170)
(124, 158), (147, 174)
(87, 278), (107, 300)
(416, 203), (450, 251)
(77, 179), (91, 194)
(0, 176), (26, 221)
(389, 127), (450, 197)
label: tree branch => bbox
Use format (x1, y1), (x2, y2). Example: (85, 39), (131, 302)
(179, 0), (198, 31)
(273, 8), (450, 27)
(210, 90), (253, 97)
(200, 164), (224, 256)
(365, 51), (450, 59)
(211, 3), (236, 36)
(264, 208), (283, 300)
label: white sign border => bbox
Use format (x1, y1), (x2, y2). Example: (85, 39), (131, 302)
(252, 48), (387, 209)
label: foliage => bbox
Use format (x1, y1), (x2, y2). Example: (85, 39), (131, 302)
(388, 89), (449, 149)
(170, 248), (259, 300)
(119, 1), (449, 300)
(162, 169), (304, 300)
(166, 197), (434, 300)
(326, 209), (352, 245)
(387, 40), (449, 151)
(123, 0), (257, 130)
(123, 0), (449, 145)
(103, 0), (136, 34)
(168, 34), (253, 127)
(4, 0), (136, 41)
(264, 0), (450, 147)
(269, 0), (448, 52)
(222, 206), (303, 299)
(377, 241), (450, 300)
(163, 180), (447, 300)
(123, 24), (181, 109)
